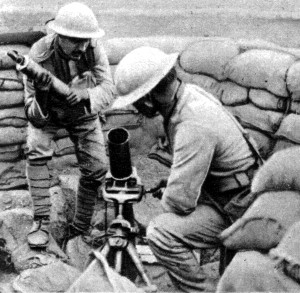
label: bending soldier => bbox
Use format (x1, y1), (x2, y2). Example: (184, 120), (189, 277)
(111, 46), (262, 292)
(24, 2), (116, 248)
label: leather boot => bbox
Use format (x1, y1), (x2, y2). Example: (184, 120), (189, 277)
(27, 217), (50, 248)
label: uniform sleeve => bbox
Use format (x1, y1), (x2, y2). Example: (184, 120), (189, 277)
(23, 74), (50, 128)
(161, 123), (217, 215)
(87, 41), (116, 114)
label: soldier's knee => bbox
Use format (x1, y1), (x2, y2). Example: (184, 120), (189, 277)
(147, 217), (173, 251)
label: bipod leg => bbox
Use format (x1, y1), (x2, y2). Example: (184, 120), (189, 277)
(126, 242), (157, 292)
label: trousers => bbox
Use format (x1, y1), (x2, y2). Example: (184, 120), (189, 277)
(147, 204), (229, 292)
(25, 115), (108, 219)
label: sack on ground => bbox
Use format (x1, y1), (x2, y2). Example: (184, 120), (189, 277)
(269, 221), (300, 283)
(252, 147), (300, 193)
(220, 190), (300, 250)
(67, 250), (145, 292)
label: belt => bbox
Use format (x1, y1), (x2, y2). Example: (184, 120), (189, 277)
(205, 165), (258, 193)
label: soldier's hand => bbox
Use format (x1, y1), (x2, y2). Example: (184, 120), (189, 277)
(34, 71), (52, 92)
(66, 89), (89, 106)
(147, 178), (168, 200)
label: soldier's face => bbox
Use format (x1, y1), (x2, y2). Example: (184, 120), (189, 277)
(58, 36), (90, 60)
(133, 93), (158, 118)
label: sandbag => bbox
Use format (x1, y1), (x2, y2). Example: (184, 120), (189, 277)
(251, 147), (300, 193)
(0, 90), (24, 109)
(67, 250), (144, 293)
(249, 89), (288, 112)
(272, 139), (298, 154)
(0, 107), (25, 120)
(0, 117), (27, 128)
(0, 31), (45, 46)
(104, 36), (199, 65)
(225, 104), (283, 134)
(236, 38), (284, 53)
(53, 137), (75, 157)
(0, 160), (27, 190)
(237, 38), (300, 58)
(176, 67), (247, 105)
(269, 221), (300, 283)
(176, 67), (221, 100)
(250, 89), (300, 114)
(0, 78), (23, 90)
(0, 144), (22, 162)
(245, 128), (275, 159)
(0, 44), (29, 69)
(179, 38), (239, 80)
(0, 69), (23, 82)
(12, 261), (80, 293)
(220, 190), (300, 251)
(214, 81), (248, 106)
(286, 61), (300, 101)
(0, 127), (27, 145)
(110, 65), (117, 81)
(225, 50), (295, 97)
(275, 114), (300, 144)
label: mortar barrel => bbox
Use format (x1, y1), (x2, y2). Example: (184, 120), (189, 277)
(107, 127), (132, 180)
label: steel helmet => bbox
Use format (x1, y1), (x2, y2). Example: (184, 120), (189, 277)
(48, 2), (105, 39)
(112, 46), (179, 109)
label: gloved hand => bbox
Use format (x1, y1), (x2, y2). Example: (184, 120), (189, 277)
(66, 88), (89, 106)
(34, 70), (53, 92)
(147, 178), (168, 200)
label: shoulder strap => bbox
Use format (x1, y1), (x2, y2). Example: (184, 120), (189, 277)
(196, 88), (265, 166)
(223, 108), (265, 166)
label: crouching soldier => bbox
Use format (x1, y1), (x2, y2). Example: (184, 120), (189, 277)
(24, 2), (116, 248)
(111, 46), (263, 292)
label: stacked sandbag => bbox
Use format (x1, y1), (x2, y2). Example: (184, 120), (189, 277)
(0, 32), (46, 190)
(103, 36), (203, 65)
(0, 44), (28, 190)
(220, 147), (300, 252)
(177, 38), (300, 159)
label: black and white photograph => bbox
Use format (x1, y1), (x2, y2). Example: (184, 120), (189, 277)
(0, 1), (300, 292)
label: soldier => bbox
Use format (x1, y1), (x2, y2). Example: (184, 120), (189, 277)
(24, 2), (115, 248)
(111, 46), (262, 292)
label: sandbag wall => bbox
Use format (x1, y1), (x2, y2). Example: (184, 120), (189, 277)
(0, 38), (31, 190)
(176, 38), (300, 159)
